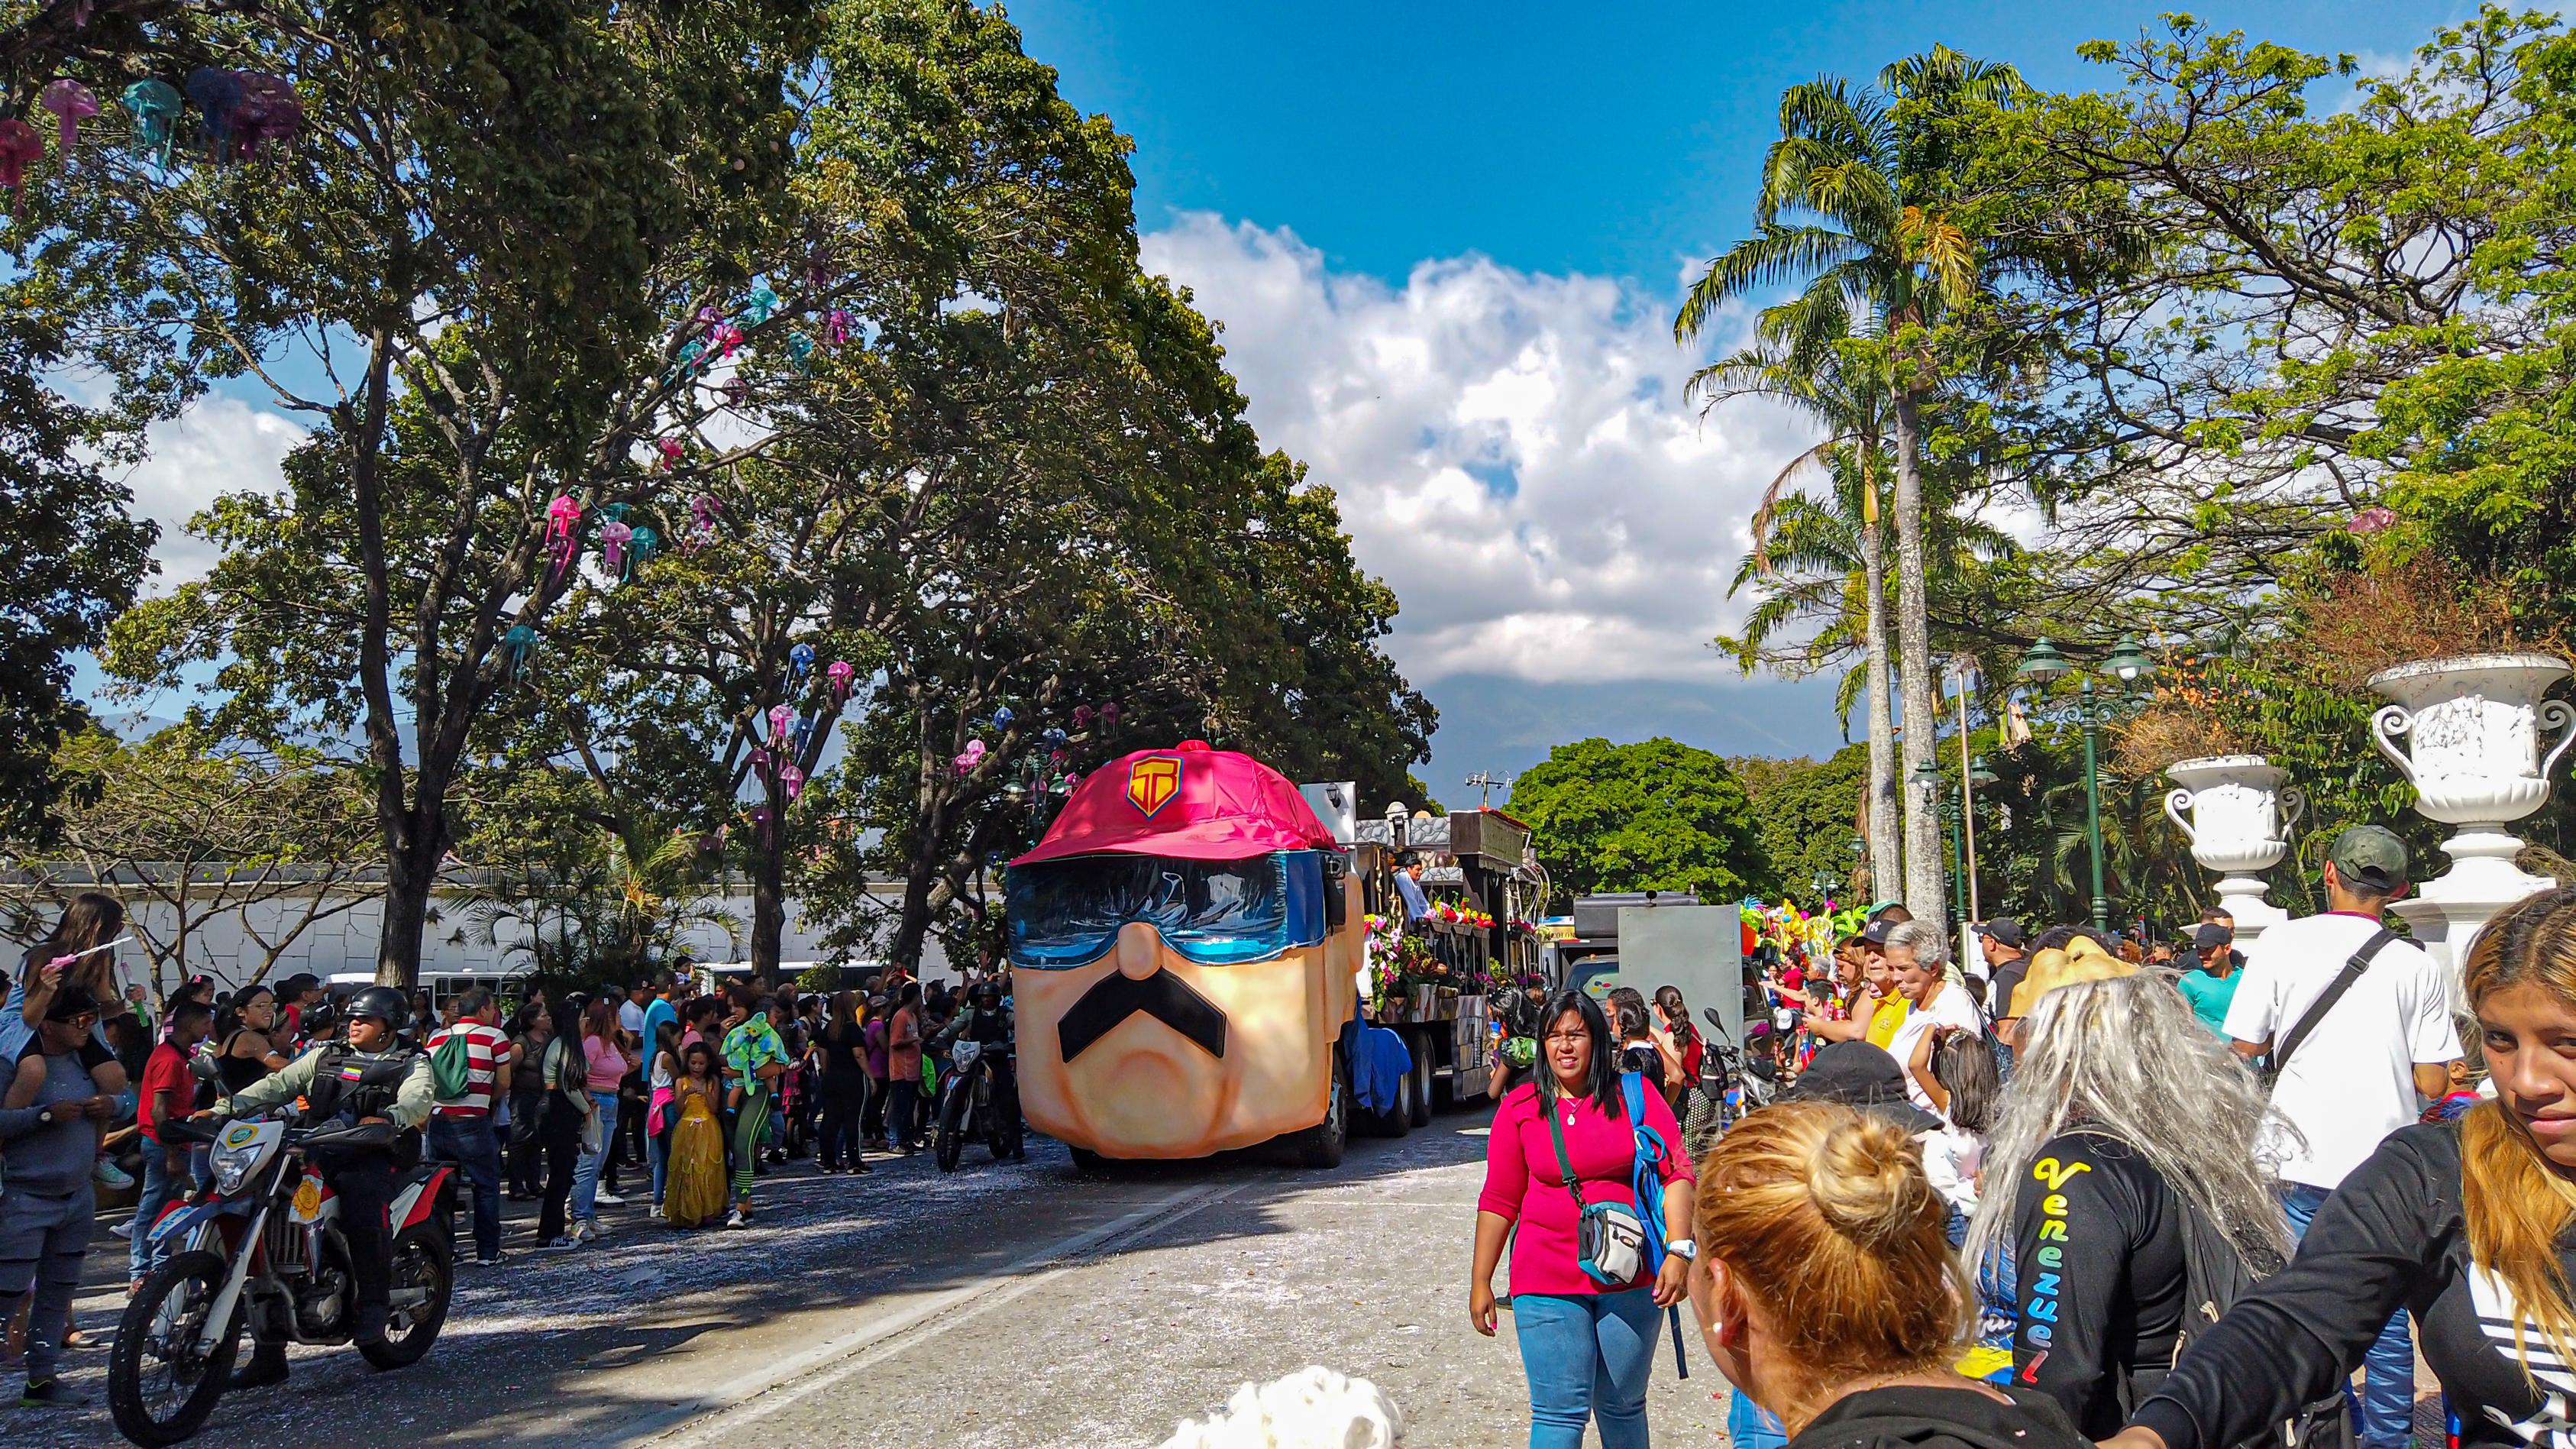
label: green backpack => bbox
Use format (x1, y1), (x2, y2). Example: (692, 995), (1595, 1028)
(428, 1027), (474, 1101)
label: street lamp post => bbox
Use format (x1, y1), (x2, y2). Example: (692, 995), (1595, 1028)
(2016, 636), (2156, 935)
(1965, 754), (1996, 927)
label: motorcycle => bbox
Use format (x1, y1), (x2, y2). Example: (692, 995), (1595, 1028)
(108, 1113), (456, 1447)
(933, 1037), (1020, 1172)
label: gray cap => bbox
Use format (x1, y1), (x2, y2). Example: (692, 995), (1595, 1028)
(2329, 824), (2410, 894)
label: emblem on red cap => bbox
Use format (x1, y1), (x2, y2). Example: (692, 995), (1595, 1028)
(1125, 755), (1182, 817)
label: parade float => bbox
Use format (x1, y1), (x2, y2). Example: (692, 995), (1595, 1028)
(1007, 741), (1369, 1167)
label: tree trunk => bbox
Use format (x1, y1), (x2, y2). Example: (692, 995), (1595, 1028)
(374, 841), (433, 989)
(750, 833), (785, 978)
(1859, 504), (1901, 906)
(1891, 391), (1945, 923)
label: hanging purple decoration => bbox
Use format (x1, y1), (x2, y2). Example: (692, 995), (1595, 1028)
(696, 304), (723, 336)
(751, 806), (775, 846)
(686, 493), (722, 550)
(599, 519), (632, 575)
(779, 763), (806, 801)
(826, 660), (855, 701)
(750, 746), (771, 775)
(720, 376), (750, 406)
(544, 495), (582, 583)
(39, 80), (99, 156)
(0, 121), (40, 197)
(626, 526), (658, 578)
(1071, 704), (1094, 729)
(1100, 701), (1121, 728)
(825, 309), (854, 346)
(501, 625), (538, 683)
(788, 642), (816, 689)
(121, 79), (179, 166)
(230, 73), (299, 160)
(769, 703), (794, 742)
(954, 739), (987, 776)
(184, 67), (242, 159)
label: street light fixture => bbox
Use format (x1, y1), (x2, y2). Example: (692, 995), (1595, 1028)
(1968, 755), (1997, 788)
(2014, 636), (2157, 934)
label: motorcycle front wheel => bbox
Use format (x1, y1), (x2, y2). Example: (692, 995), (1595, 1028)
(360, 1224), (452, 1370)
(109, 1248), (243, 1447)
(936, 1085), (967, 1173)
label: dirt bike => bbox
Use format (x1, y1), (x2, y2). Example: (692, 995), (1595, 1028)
(108, 1114), (456, 1447)
(933, 1038), (1021, 1172)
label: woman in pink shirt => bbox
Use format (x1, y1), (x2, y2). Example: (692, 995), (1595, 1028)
(1472, 990), (1697, 1449)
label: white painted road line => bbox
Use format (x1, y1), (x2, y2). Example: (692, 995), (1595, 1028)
(605, 1181), (1242, 1448)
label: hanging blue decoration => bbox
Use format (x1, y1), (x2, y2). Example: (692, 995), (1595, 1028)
(626, 526), (658, 579)
(1042, 726), (1067, 747)
(744, 286), (779, 326)
(788, 642), (816, 689)
(121, 79), (179, 167)
(991, 705), (1014, 730)
(791, 712), (816, 762)
(502, 625), (537, 683)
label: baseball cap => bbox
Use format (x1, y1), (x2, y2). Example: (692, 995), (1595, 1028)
(44, 985), (108, 1022)
(1862, 917), (1896, 947)
(2193, 923), (2234, 951)
(1976, 919), (2025, 949)
(1785, 1042), (1941, 1131)
(2329, 825), (2410, 894)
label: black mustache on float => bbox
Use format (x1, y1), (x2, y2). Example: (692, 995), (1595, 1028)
(1057, 968), (1227, 1062)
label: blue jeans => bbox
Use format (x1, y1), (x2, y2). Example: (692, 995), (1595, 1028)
(128, 1147), (187, 1282)
(1513, 1289), (1660, 1449)
(574, 1091), (616, 1223)
(1728, 1392), (1788, 1449)
(426, 1114), (503, 1261)
(649, 1117), (671, 1203)
(2284, 1182), (2413, 1449)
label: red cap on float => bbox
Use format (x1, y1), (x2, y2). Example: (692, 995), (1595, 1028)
(1011, 741), (1339, 865)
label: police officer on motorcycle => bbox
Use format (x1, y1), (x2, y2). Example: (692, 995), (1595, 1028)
(932, 978), (1023, 1160)
(215, 985), (433, 1386)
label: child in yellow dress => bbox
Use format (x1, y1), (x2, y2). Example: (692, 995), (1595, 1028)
(663, 1043), (730, 1229)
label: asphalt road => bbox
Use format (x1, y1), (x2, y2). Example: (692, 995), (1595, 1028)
(4, 1105), (1724, 1448)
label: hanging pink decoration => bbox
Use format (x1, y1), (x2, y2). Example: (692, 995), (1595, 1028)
(2348, 506), (2397, 535)
(655, 437), (684, 470)
(750, 746), (771, 775)
(721, 376), (750, 405)
(713, 322), (743, 358)
(825, 309), (853, 346)
(954, 738), (987, 776)
(0, 121), (40, 196)
(686, 493), (722, 550)
(1100, 701), (1121, 728)
(826, 661), (855, 700)
(544, 495), (582, 583)
(599, 519), (632, 575)
(230, 73), (300, 159)
(769, 703), (794, 742)
(39, 80), (99, 154)
(751, 807), (775, 845)
(1071, 704), (1094, 729)
(780, 764), (806, 801)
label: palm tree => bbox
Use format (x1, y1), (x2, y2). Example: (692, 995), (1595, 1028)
(1678, 47), (2022, 920)
(1692, 334), (1902, 902)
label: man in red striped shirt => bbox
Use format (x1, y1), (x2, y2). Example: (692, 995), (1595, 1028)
(425, 988), (512, 1266)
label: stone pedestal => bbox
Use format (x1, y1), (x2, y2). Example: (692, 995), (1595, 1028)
(2163, 755), (2303, 945)
(2369, 654), (2576, 981)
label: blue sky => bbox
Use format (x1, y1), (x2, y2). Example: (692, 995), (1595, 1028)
(97, 0), (2481, 803)
(1003, 0), (2473, 797)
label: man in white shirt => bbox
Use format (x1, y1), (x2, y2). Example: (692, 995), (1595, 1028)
(1881, 920), (1983, 1112)
(2222, 823), (2458, 1449)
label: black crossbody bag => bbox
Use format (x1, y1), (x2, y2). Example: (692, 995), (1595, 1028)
(2264, 927), (2397, 1090)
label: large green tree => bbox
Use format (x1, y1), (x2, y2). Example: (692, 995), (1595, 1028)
(1507, 738), (1773, 907)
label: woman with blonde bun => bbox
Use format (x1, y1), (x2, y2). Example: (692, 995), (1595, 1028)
(1690, 1101), (2088, 1449)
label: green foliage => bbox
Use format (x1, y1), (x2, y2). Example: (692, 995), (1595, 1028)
(1506, 739), (1774, 907)
(1733, 746), (1870, 904)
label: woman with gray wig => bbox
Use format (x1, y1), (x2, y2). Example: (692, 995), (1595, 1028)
(1964, 973), (2292, 1438)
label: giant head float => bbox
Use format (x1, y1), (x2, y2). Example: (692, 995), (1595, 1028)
(1008, 741), (1359, 1159)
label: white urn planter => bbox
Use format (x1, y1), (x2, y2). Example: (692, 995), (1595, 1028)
(2368, 654), (2576, 979)
(2163, 755), (2305, 943)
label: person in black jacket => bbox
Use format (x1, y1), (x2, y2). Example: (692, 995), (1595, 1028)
(1964, 973), (2290, 1438)
(2108, 886), (2576, 1449)
(1689, 1100), (2092, 1449)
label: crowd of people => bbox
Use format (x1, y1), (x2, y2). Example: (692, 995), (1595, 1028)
(1473, 821), (2565, 1449)
(0, 894), (1018, 1412)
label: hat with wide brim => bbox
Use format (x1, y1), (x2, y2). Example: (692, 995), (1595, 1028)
(2006, 946), (2138, 1019)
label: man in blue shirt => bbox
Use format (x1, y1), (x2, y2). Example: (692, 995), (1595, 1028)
(2174, 921), (2242, 1037)
(1391, 852), (1433, 925)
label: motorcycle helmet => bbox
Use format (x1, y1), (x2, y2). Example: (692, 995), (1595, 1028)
(345, 985), (411, 1033)
(974, 979), (1002, 1010)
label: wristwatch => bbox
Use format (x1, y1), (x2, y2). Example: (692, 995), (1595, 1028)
(1665, 1238), (1698, 1262)
(35, 1105), (56, 1127)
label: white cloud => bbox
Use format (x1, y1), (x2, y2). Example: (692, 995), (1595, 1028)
(1139, 215), (1815, 687)
(115, 391), (305, 591)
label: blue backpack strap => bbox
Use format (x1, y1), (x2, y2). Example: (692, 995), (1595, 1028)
(1621, 1072), (1669, 1260)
